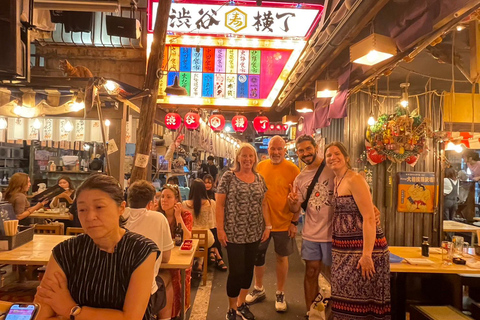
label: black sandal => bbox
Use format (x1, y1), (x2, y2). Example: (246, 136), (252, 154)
(209, 251), (216, 264)
(215, 258), (228, 271)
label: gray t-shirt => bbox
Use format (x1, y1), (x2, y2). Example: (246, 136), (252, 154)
(217, 171), (267, 244)
(293, 165), (335, 242)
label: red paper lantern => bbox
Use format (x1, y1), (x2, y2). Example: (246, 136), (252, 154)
(283, 124), (289, 130)
(232, 115), (248, 133)
(367, 149), (386, 165)
(275, 124), (282, 130)
(184, 112), (200, 130)
(165, 113), (181, 130)
(253, 116), (269, 133)
(269, 124), (275, 130)
(208, 114), (225, 132)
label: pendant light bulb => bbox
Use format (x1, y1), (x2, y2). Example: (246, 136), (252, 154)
(0, 117), (7, 130)
(33, 119), (42, 129)
(64, 121), (73, 132)
(367, 116), (376, 126)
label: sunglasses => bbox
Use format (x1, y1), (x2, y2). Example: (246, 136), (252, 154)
(161, 184), (180, 195)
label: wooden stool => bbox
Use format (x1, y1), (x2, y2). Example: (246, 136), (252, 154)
(66, 227), (84, 236)
(191, 229), (208, 286)
(410, 305), (473, 320)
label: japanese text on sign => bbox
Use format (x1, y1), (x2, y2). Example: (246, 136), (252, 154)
(150, 2), (321, 38)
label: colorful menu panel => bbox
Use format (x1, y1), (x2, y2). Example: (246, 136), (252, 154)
(161, 46), (292, 101)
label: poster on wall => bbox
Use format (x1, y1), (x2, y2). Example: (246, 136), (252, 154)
(397, 172), (436, 213)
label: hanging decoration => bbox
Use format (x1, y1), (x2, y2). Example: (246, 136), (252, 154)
(184, 112), (200, 130)
(253, 116), (269, 133)
(365, 106), (433, 165)
(165, 112), (182, 130)
(232, 115), (248, 133)
(208, 114), (226, 132)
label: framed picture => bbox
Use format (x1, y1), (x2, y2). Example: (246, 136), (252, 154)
(157, 156), (171, 173)
(397, 172), (436, 213)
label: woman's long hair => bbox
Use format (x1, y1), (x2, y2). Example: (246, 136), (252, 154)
(4, 173), (29, 202)
(188, 179), (210, 219)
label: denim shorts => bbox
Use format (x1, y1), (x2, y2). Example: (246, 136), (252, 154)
(301, 239), (332, 266)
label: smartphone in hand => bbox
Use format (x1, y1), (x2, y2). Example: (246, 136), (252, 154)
(5, 304), (39, 320)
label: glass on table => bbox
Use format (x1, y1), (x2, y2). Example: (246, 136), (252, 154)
(441, 241), (453, 265)
(58, 202), (67, 215)
(452, 236), (464, 258)
(463, 242), (470, 256)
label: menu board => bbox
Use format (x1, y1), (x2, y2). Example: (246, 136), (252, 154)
(159, 45), (292, 104)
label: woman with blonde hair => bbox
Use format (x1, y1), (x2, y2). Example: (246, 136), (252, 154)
(216, 143), (271, 320)
(4, 173), (48, 223)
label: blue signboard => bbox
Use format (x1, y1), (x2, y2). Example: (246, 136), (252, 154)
(202, 73), (214, 97)
(179, 47), (192, 72)
(237, 74), (249, 98)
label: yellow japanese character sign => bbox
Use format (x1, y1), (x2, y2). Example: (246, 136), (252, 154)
(225, 8), (247, 33)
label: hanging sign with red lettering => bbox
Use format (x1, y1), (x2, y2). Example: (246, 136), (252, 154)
(232, 115), (248, 133)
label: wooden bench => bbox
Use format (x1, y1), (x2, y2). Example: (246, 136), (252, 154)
(410, 306), (473, 320)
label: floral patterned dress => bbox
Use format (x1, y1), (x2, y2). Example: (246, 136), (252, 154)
(331, 195), (391, 320)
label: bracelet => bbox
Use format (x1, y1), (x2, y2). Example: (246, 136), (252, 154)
(265, 225), (272, 230)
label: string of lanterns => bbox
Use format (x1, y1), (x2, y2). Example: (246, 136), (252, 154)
(165, 112), (287, 134)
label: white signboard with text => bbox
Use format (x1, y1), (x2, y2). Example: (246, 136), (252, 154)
(149, 2), (321, 38)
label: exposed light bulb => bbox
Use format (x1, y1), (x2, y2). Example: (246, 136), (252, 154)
(445, 142), (456, 151)
(83, 144), (90, 151)
(454, 144), (463, 153)
(64, 121), (73, 132)
(104, 119), (111, 127)
(104, 80), (119, 92)
(225, 126), (231, 132)
(0, 117), (7, 130)
(367, 116), (376, 126)
(400, 100), (408, 108)
(220, 133), (225, 138)
(456, 25), (465, 31)
(71, 101), (85, 112)
(33, 119), (42, 129)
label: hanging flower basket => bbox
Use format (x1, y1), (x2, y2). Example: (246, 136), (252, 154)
(365, 106), (433, 165)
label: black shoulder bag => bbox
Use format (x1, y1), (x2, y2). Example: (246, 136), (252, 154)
(301, 160), (326, 211)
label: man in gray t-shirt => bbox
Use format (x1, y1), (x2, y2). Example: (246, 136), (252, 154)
(288, 135), (334, 316)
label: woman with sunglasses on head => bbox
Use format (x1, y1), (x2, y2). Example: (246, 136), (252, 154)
(157, 184), (192, 320)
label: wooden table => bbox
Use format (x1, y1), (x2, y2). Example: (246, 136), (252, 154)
(390, 246), (480, 274)
(0, 235), (72, 265)
(0, 300), (12, 313)
(30, 211), (73, 221)
(390, 246), (480, 319)
(160, 239), (199, 320)
(443, 220), (480, 244)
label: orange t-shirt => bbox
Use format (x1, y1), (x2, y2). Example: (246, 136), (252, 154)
(257, 159), (300, 232)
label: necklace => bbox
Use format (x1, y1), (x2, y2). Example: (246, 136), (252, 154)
(334, 169), (349, 197)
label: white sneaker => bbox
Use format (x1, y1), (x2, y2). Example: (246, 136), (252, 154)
(275, 291), (287, 312)
(246, 286), (266, 304)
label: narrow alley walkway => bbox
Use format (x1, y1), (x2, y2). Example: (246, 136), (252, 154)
(204, 237), (307, 320)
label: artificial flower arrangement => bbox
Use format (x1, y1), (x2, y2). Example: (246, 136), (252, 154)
(365, 106), (433, 166)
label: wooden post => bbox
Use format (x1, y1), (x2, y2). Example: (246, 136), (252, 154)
(130, 0), (171, 183)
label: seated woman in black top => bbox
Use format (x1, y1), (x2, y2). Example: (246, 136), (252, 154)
(35, 174), (159, 320)
(49, 176), (75, 209)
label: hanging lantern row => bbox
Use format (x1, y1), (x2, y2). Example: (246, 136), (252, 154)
(166, 113), (281, 134)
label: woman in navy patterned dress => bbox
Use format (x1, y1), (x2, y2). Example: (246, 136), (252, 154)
(325, 142), (390, 320)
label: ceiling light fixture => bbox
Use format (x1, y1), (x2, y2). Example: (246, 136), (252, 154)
(400, 82), (410, 108)
(315, 80), (338, 98)
(282, 115), (299, 126)
(295, 100), (314, 113)
(64, 121), (73, 132)
(350, 33), (397, 66)
(33, 119), (42, 129)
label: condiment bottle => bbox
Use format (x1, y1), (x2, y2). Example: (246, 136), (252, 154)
(421, 236), (429, 257)
(174, 223), (183, 246)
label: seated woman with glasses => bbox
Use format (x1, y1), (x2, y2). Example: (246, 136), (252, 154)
(35, 174), (159, 320)
(157, 184), (193, 320)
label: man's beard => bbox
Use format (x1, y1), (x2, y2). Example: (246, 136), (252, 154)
(301, 153), (316, 165)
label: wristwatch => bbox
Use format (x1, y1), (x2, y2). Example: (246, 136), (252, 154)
(70, 305), (82, 320)
(290, 220), (299, 226)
